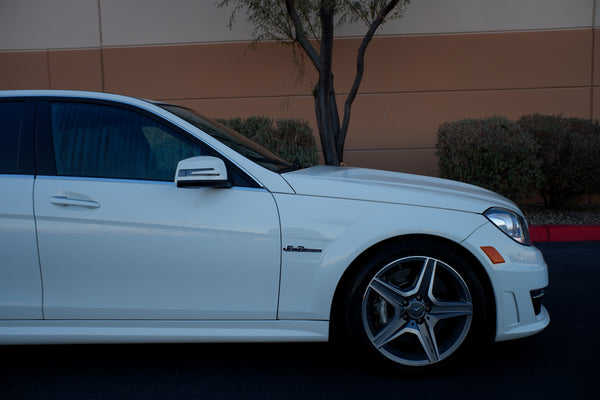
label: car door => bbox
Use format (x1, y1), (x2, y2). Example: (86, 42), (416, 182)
(0, 99), (42, 319)
(34, 99), (281, 320)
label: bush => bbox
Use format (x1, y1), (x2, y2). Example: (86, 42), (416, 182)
(216, 116), (319, 168)
(517, 114), (600, 207)
(436, 116), (542, 203)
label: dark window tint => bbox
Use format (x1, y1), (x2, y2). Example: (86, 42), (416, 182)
(51, 102), (205, 181)
(0, 102), (26, 174)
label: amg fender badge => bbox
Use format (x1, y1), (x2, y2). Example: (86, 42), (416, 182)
(283, 245), (322, 253)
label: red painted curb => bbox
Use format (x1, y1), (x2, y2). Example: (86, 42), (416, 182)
(530, 225), (600, 242)
(529, 226), (549, 242)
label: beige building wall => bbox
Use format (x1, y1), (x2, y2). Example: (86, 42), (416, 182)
(1, 0), (598, 176)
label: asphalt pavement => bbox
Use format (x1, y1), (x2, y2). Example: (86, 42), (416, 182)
(1, 242), (598, 400)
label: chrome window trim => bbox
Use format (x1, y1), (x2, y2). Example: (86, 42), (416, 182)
(34, 175), (269, 192)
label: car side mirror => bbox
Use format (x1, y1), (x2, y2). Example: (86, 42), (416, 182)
(175, 156), (232, 188)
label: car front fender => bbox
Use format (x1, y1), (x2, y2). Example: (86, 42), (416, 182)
(274, 193), (487, 320)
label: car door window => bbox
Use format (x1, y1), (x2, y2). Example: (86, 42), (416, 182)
(0, 101), (27, 174)
(50, 102), (205, 181)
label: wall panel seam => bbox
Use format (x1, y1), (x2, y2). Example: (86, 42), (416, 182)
(1, 27), (592, 52)
(17, 27), (586, 51)
(156, 86), (593, 103)
(345, 148), (435, 152)
(98, 0), (106, 92)
(591, 28), (596, 118)
(45, 51), (51, 90)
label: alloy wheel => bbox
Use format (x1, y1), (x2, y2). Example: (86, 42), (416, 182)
(361, 256), (473, 366)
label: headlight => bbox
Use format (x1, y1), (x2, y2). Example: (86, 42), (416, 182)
(484, 207), (531, 245)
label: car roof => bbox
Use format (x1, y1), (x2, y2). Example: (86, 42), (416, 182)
(0, 89), (154, 105)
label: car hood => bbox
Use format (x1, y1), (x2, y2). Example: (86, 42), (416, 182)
(281, 166), (518, 214)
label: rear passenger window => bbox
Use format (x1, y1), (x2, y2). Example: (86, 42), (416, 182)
(50, 102), (205, 181)
(0, 102), (26, 174)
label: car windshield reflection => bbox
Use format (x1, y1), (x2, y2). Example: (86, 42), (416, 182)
(159, 104), (297, 173)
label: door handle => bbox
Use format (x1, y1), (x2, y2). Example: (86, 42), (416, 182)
(49, 196), (101, 209)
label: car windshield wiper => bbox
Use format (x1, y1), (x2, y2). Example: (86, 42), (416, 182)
(247, 155), (302, 173)
(277, 165), (303, 173)
(248, 155), (294, 168)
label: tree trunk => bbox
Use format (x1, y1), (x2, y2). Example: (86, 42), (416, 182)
(285, 0), (402, 166)
(316, 1), (342, 166)
(338, 0), (400, 163)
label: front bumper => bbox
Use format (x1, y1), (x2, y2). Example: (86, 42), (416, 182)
(463, 222), (550, 341)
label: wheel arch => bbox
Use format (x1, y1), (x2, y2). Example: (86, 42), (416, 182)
(328, 234), (496, 342)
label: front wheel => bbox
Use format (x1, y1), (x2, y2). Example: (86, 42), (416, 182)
(344, 240), (491, 368)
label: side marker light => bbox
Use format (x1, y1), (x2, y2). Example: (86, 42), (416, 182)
(481, 246), (505, 264)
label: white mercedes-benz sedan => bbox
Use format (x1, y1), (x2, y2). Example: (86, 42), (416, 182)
(0, 90), (549, 369)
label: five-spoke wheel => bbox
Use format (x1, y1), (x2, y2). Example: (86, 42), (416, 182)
(343, 240), (489, 369)
(362, 256), (473, 366)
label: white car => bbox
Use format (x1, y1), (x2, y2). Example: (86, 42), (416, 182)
(0, 90), (549, 368)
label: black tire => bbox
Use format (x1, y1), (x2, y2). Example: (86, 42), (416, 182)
(342, 238), (491, 370)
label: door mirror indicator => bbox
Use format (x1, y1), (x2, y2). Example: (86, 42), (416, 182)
(175, 156), (232, 188)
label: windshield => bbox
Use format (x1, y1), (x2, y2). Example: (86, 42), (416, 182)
(159, 104), (296, 173)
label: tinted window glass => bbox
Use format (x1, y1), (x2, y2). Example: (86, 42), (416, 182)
(51, 102), (205, 181)
(161, 105), (295, 173)
(0, 102), (26, 174)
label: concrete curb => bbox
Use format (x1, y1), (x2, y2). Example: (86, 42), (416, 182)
(530, 225), (600, 243)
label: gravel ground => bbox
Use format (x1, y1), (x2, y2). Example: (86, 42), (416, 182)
(521, 204), (600, 225)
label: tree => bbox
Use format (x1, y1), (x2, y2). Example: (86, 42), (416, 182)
(218, 0), (411, 165)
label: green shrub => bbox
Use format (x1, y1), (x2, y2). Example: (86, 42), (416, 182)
(517, 114), (600, 207)
(216, 116), (319, 168)
(436, 116), (542, 203)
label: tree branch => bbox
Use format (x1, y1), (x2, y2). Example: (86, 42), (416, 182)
(284, 0), (320, 70)
(338, 0), (400, 157)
